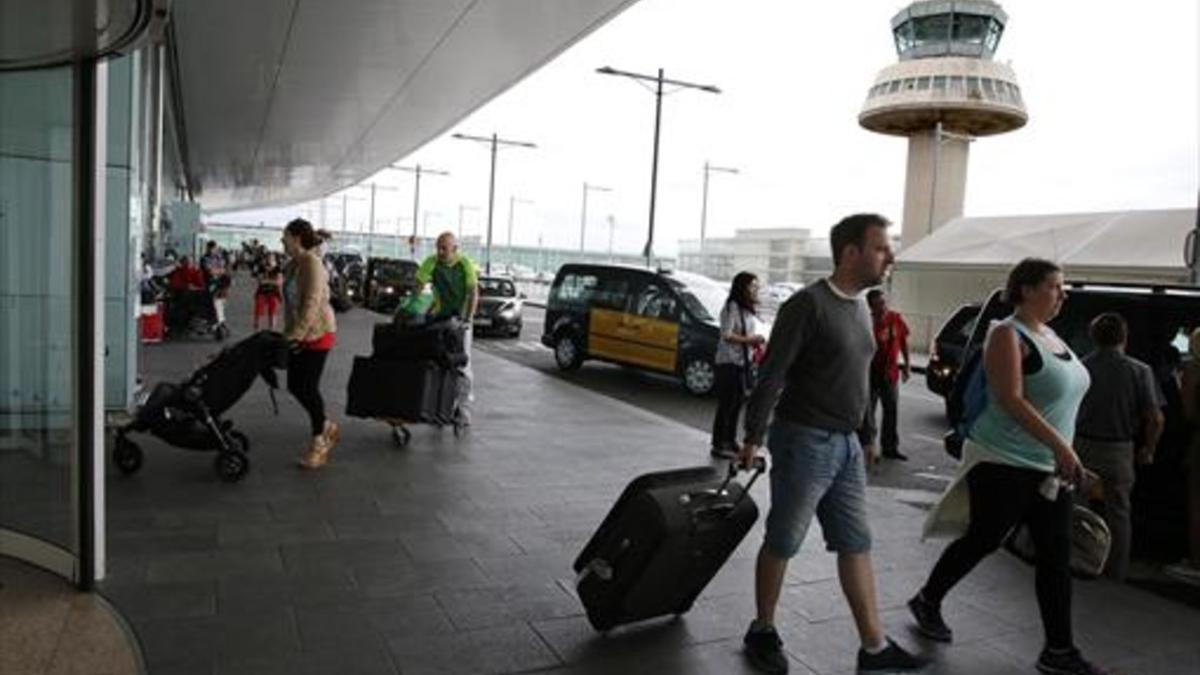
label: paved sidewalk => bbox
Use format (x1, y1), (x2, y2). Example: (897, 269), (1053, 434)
(99, 285), (1200, 674)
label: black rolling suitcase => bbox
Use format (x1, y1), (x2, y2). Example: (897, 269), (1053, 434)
(371, 319), (467, 368)
(573, 459), (766, 631)
(344, 356), (458, 423)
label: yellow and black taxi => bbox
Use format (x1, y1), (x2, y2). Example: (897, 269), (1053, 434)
(540, 264), (728, 395)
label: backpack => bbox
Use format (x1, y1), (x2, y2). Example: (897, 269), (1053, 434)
(943, 346), (988, 460)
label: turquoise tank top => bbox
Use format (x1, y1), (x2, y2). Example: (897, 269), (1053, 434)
(969, 317), (1091, 472)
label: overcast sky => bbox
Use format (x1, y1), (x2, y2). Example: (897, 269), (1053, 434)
(218, 0), (1198, 257)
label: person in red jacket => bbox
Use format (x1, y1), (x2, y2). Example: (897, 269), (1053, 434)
(168, 256), (205, 292)
(862, 288), (911, 462)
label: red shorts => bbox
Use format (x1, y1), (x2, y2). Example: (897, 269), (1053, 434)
(254, 292), (280, 317)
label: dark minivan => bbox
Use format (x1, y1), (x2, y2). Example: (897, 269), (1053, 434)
(951, 282), (1200, 562)
(541, 264), (728, 395)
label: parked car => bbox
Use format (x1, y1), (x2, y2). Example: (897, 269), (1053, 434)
(925, 302), (982, 402)
(474, 276), (525, 337)
(364, 257), (420, 315)
(948, 281), (1200, 562)
(541, 264), (728, 395)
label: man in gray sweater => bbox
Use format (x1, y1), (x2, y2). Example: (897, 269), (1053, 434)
(737, 214), (924, 674)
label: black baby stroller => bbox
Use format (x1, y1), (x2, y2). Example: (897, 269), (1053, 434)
(113, 331), (289, 481)
(164, 285), (229, 341)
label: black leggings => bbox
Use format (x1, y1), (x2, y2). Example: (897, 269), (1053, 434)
(287, 348), (329, 436)
(921, 462), (1074, 650)
(711, 363), (747, 450)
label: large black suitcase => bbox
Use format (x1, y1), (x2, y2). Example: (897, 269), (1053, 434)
(371, 319), (467, 368)
(573, 460), (765, 631)
(344, 356), (458, 423)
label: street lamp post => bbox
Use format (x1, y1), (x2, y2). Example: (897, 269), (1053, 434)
(597, 65), (720, 267)
(579, 182), (612, 254)
(392, 164), (449, 259)
(700, 161), (739, 250)
(607, 214), (616, 262)
(453, 132), (536, 275)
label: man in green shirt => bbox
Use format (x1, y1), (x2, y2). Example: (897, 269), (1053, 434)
(416, 232), (479, 424)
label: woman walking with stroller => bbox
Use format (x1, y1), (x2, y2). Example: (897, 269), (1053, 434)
(253, 252), (284, 331)
(910, 258), (1108, 675)
(710, 271), (765, 459)
(281, 218), (340, 469)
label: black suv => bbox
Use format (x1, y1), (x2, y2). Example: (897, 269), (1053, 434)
(363, 257), (420, 315)
(925, 302), (982, 402)
(951, 282), (1200, 561)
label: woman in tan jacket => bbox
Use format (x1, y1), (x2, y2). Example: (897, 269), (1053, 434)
(281, 218), (339, 469)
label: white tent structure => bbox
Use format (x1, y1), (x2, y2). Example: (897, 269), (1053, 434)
(891, 208), (1197, 351)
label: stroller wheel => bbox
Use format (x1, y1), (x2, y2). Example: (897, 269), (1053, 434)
(215, 324), (230, 341)
(113, 437), (143, 475)
(228, 430), (251, 454)
(391, 426), (411, 449)
(214, 450), (250, 482)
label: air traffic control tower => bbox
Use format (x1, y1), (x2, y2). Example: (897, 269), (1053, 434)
(860, 1), (1026, 249)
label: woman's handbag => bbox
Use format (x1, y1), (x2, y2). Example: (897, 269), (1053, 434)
(1004, 504), (1112, 579)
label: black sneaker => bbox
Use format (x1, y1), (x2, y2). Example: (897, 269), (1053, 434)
(1036, 648), (1109, 675)
(856, 638), (927, 672)
(907, 593), (952, 642)
(743, 621), (789, 674)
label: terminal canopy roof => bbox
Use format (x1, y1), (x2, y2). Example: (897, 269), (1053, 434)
(897, 209), (1197, 275)
(168, 0), (640, 212)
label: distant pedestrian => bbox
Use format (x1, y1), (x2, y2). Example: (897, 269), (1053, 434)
(253, 252), (284, 331)
(281, 218), (340, 469)
(1166, 328), (1200, 585)
(913, 258), (1109, 675)
(710, 272), (765, 460)
(1075, 312), (1165, 581)
(416, 232), (479, 425)
(737, 214), (924, 674)
(862, 288), (911, 462)
(201, 240), (231, 331)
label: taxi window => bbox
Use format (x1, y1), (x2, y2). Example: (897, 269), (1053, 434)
(634, 283), (678, 320)
(593, 276), (632, 311)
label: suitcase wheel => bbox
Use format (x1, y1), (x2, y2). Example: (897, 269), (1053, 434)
(392, 426), (412, 448)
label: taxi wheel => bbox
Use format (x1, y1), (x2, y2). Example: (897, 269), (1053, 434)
(681, 357), (716, 396)
(554, 332), (583, 371)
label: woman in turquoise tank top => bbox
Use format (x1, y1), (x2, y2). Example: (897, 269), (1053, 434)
(908, 259), (1109, 675)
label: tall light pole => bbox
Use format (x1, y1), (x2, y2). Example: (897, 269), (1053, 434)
(392, 164), (449, 259)
(453, 132), (537, 275)
(508, 196), (534, 268)
(607, 214), (616, 262)
(700, 162), (739, 250)
(579, 182), (612, 254)
(597, 65), (720, 267)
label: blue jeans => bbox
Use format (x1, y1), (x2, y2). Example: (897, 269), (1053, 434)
(764, 420), (872, 557)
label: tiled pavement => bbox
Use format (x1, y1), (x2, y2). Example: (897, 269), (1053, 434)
(98, 285), (1200, 674)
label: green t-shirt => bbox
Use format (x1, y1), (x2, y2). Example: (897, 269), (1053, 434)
(416, 254), (478, 318)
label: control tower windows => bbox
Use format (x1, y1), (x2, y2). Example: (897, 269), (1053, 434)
(917, 76), (931, 91)
(985, 18), (1003, 52)
(912, 15), (951, 50)
(951, 14), (990, 45)
(888, 80), (902, 94)
(966, 76), (982, 100)
(932, 75), (948, 91)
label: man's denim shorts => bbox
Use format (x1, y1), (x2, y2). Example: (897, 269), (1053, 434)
(763, 419), (872, 557)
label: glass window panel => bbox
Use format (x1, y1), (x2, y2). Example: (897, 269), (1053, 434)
(903, 78), (917, 91)
(985, 19), (1003, 51)
(912, 15), (950, 47)
(952, 13), (989, 44)
(917, 76), (931, 91)
(0, 65), (77, 552)
(933, 75), (948, 90)
(982, 78), (996, 99)
(888, 80), (901, 93)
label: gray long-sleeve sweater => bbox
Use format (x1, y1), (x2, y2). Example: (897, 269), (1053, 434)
(742, 279), (875, 445)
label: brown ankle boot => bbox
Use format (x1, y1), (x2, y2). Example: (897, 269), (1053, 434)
(322, 420), (340, 450)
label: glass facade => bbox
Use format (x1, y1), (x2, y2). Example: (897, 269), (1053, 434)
(0, 64), (78, 554)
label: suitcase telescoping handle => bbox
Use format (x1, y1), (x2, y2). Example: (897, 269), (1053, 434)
(707, 456), (767, 510)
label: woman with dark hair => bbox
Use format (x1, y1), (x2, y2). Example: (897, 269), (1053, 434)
(710, 271), (765, 459)
(911, 258), (1108, 675)
(281, 218), (340, 469)
(253, 252), (284, 331)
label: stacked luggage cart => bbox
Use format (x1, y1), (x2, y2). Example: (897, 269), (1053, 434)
(345, 316), (468, 447)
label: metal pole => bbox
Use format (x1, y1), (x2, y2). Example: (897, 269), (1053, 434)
(645, 68), (664, 267)
(486, 134), (498, 275)
(700, 161), (710, 250)
(580, 182), (589, 253)
(341, 194), (348, 232)
(608, 215), (615, 263)
(411, 165), (422, 257)
(368, 182), (376, 258)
